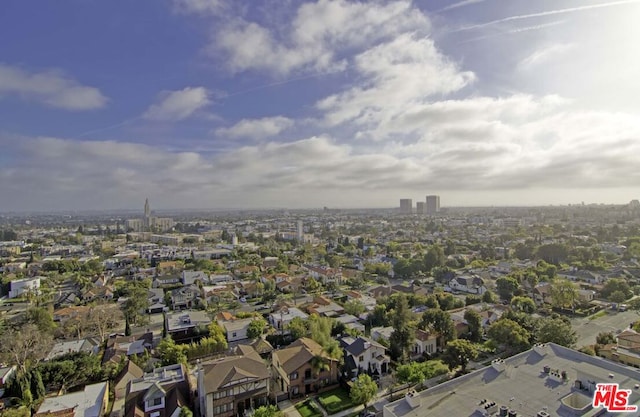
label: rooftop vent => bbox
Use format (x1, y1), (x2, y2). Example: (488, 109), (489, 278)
(405, 390), (420, 408)
(533, 343), (547, 356)
(537, 412), (550, 417)
(492, 359), (506, 372)
(499, 405), (509, 417)
(508, 410), (517, 417)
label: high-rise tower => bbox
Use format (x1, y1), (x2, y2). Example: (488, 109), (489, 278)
(426, 195), (440, 215)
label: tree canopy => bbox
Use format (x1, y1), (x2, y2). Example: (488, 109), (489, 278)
(349, 374), (378, 407)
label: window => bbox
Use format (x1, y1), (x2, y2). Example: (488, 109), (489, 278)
(305, 369), (311, 379)
(290, 372), (298, 380)
(371, 352), (375, 358)
(232, 332), (237, 338)
(292, 386), (299, 395)
(359, 356), (364, 362)
(152, 398), (162, 406)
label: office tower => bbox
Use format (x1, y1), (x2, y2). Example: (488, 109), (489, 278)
(416, 201), (426, 215)
(400, 199), (413, 214)
(297, 220), (303, 242)
(426, 195), (440, 215)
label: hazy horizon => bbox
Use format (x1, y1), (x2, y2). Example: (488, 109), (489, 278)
(2, 0), (640, 211)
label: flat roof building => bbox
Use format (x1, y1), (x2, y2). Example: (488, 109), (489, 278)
(426, 195), (440, 215)
(400, 199), (413, 214)
(383, 343), (640, 417)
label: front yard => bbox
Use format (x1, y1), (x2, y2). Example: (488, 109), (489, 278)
(295, 399), (323, 417)
(317, 387), (356, 415)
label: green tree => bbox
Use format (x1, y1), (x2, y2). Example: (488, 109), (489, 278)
(349, 374), (378, 407)
(463, 310), (483, 342)
(157, 336), (187, 366)
(487, 319), (531, 353)
(286, 316), (308, 339)
(536, 243), (569, 265)
(596, 331), (616, 345)
(600, 278), (632, 299)
(443, 339), (479, 372)
(253, 405), (283, 417)
(0, 325), (53, 376)
(421, 308), (455, 343)
(395, 360), (449, 385)
(179, 407), (194, 417)
(609, 290), (628, 306)
(496, 276), (520, 301)
(247, 319), (267, 339)
(482, 290), (497, 304)
(424, 245), (445, 272)
(24, 307), (56, 334)
(510, 296), (536, 314)
(550, 279), (578, 310)
(389, 294), (415, 362)
(344, 299), (366, 317)
(535, 317), (577, 348)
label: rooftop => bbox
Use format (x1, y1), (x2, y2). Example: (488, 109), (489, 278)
(383, 343), (640, 417)
(36, 382), (108, 417)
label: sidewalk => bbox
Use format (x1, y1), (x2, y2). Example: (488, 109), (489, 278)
(279, 400), (303, 417)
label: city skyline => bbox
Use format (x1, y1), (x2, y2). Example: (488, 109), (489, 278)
(2, 0), (640, 211)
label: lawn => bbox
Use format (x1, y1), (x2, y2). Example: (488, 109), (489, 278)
(317, 388), (356, 414)
(296, 400), (323, 417)
(588, 310), (608, 320)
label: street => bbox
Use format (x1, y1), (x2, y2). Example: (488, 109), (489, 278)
(571, 309), (639, 347)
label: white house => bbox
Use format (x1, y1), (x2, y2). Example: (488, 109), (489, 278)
(341, 336), (390, 376)
(448, 275), (487, 295)
(413, 329), (440, 358)
(219, 318), (253, 342)
(9, 276), (41, 299)
(269, 307), (308, 333)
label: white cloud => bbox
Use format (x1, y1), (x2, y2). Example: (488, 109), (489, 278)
(316, 33), (475, 139)
(173, 0), (229, 16)
(143, 87), (210, 121)
(518, 43), (574, 69)
(3, 100), (640, 210)
(215, 116), (294, 140)
(0, 63), (108, 110)
(210, 0), (429, 75)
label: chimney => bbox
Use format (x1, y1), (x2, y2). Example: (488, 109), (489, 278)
(536, 412), (550, 417)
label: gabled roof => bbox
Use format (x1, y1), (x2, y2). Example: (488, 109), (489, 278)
(272, 337), (329, 374)
(115, 360), (144, 385)
(142, 382), (166, 401)
(201, 345), (268, 393)
(343, 337), (385, 357)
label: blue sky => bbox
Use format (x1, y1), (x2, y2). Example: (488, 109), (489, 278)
(1, 0), (640, 211)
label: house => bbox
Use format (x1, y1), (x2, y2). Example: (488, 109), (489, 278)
(218, 318), (253, 343)
(577, 289), (596, 303)
(103, 333), (154, 364)
(46, 338), (101, 361)
(533, 282), (553, 305)
(8, 276), (41, 298)
(448, 275), (486, 295)
(111, 361), (145, 417)
(371, 326), (394, 342)
(35, 382), (108, 417)
(153, 275), (181, 288)
(165, 311), (212, 344)
(340, 336), (390, 378)
(598, 328), (640, 368)
(269, 307), (308, 333)
(53, 305), (92, 323)
(198, 345), (270, 417)
(272, 338), (339, 401)
(412, 329), (440, 358)
(305, 296), (345, 317)
(146, 288), (167, 314)
(124, 364), (192, 417)
(302, 264), (343, 285)
(334, 314), (365, 334)
(182, 271), (209, 286)
(170, 285), (201, 310)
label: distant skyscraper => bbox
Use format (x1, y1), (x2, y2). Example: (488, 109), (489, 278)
(416, 201), (426, 215)
(125, 198), (174, 232)
(297, 220), (304, 242)
(400, 199), (413, 214)
(426, 195), (440, 215)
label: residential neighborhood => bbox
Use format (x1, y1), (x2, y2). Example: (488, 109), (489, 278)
(2, 201), (640, 417)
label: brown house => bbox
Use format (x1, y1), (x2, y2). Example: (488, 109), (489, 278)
(271, 338), (339, 400)
(198, 345), (270, 417)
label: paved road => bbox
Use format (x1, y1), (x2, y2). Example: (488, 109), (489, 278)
(571, 309), (639, 347)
